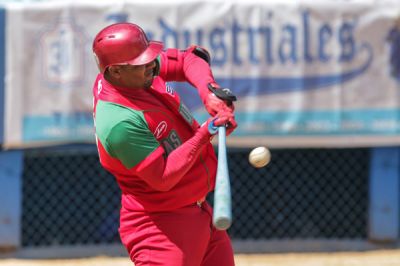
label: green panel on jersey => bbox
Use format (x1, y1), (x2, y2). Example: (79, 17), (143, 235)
(95, 100), (160, 169)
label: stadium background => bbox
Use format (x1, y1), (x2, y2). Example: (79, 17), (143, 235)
(1, 0), (400, 265)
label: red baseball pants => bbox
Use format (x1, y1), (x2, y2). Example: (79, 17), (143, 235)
(119, 202), (235, 266)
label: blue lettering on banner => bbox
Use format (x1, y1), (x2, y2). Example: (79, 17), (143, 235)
(130, 9), (374, 111)
(137, 10), (373, 97)
(146, 11), (366, 65)
(386, 17), (400, 83)
(106, 13), (128, 23)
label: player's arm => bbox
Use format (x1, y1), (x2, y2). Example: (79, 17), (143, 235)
(107, 111), (234, 191)
(158, 46), (235, 116)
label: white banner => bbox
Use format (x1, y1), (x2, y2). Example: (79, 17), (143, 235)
(3, 0), (400, 148)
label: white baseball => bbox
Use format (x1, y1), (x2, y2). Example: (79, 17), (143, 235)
(249, 146), (271, 168)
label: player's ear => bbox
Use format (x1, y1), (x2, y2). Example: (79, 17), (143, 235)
(107, 65), (122, 79)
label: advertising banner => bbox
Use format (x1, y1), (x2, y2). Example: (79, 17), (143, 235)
(3, 0), (400, 148)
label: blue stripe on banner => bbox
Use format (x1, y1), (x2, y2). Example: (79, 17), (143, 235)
(23, 112), (95, 142)
(195, 109), (400, 136)
(0, 8), (5, 144)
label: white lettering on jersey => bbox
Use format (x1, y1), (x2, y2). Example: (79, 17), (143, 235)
(97, 79), (102, 95)
(154, 121), (168, 139)
(166, 84), (175, 96)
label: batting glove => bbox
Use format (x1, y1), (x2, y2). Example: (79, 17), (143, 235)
(204, 83), (236, 116)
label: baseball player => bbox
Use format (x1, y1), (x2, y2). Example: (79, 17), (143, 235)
(92, 23), (237, 266)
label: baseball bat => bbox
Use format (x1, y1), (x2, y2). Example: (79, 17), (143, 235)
(212, 126), (232, 230)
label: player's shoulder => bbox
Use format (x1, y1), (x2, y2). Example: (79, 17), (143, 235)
(96, 100), (144, 124)
(96, 100), (147, 131)
(95, 100), (151, 149)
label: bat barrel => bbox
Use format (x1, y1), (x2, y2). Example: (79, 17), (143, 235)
(212, 126), (232, 230)
(214, 216), (232, 231)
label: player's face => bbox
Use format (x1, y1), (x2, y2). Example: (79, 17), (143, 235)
(117, 60), (157, 89)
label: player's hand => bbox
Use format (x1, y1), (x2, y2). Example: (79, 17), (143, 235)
(207, 109), (237, 136)
(204, 83), (235, 116)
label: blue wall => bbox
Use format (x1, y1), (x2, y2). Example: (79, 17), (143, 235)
(369, 147), (400, 241)
(0, 150), (23, 247)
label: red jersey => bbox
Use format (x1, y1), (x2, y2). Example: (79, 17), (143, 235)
(92, 50), (218, 212)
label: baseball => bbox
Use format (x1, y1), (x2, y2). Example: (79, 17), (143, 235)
(249, 146), (271, 168)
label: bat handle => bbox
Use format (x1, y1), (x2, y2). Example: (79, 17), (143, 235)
(208, 120), (219, 135)
(218, 125), (226, 139)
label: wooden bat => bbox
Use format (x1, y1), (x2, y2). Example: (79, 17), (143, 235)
(212, 126), (232, 230)
(207, 83), (236, 230)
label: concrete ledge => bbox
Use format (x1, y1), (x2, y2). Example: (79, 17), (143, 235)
(0, 244), (126, 259)
(1, 240), (400, 259)
(232, 239), (400, 253)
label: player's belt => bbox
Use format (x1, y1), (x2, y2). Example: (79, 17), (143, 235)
(196, 196), (206, 207)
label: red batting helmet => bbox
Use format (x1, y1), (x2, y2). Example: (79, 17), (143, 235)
(92, 23), (163, 73)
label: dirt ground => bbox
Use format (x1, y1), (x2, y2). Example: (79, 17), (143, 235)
(0, 250), (399, 266)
